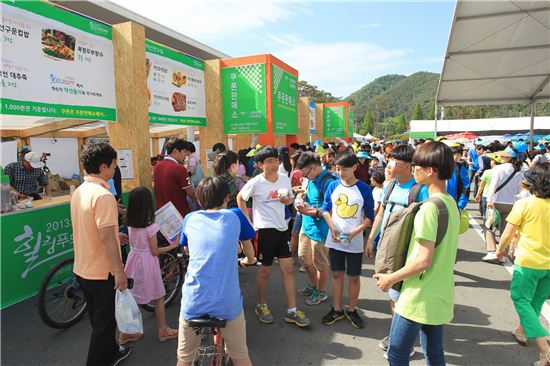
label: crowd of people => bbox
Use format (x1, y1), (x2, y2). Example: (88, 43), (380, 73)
(69, 135), (550, 366)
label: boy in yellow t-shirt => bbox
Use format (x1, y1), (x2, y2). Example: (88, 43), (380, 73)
(496, 163), (550, 366)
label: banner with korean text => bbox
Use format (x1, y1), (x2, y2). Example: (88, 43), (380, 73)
(146, 40), (206, 126)
(323, 105), (346, 138)
(0, 0), (116, 121)
(271, 64), (297, 134)
(221, 63), (267, 134)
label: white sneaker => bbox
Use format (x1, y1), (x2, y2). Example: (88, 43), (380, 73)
(482, 251), (505, 263)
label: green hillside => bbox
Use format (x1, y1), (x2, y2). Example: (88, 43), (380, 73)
(347, 72), (550, 137)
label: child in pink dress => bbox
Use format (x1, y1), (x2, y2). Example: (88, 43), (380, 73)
(120, 186), (178, 344)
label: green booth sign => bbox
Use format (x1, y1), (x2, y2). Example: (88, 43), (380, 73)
(323, 105), (346, 138)
(272, 64), (297, 134)
(222, 63), (267, 134)
(1, 204), (74, 308)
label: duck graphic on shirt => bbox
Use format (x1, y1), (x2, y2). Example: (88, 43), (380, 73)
(335, 193), (358, 219)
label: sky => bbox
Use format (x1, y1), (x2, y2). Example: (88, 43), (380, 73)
(110, 0), (456, 98)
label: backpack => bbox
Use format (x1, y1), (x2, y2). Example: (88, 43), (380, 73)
(453, 161), (469, 200)
(381, 179), (421, 212)
(374, 196), (449, 292)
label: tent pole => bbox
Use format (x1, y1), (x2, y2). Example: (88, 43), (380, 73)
(434, 102), (438, 140)
(529, 99), (535, 151)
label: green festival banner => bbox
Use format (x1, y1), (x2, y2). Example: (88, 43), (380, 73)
(222, 63), (267, 134)
(0, 0), (117, 120)
(271, 64), (297, 134)
(323, 105), (346, 138)
(146, 40), (206, 126)
(1, 204), (74, 308)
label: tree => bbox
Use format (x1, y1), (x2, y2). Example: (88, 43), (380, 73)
(395, 114), (407, 133)
(412, 103), (424, 120)
(298, 80), (340, 104)
(359, 108), (374, 135)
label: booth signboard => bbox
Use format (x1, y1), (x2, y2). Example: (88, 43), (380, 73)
(1, 204), (74, 308)
(0, 1), (116, 121)
(271, 64), (297, 134)
(145, 40), (206, 126)
(348, 107), (354, 138)
(222, 63), (267, 134)
(323, 105), (346, 138)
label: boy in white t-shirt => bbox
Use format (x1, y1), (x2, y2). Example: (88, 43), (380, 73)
(322, 151), (375, 328)
(237, 146), (311, 328)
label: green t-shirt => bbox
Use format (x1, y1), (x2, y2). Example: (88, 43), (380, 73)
(480, 170), (493, 197)
(394, 193), (460, 325)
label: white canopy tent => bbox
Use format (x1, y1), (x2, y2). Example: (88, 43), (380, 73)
(435, 0), (550, 147)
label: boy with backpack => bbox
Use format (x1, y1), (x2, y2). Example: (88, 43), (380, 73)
(365, 144), (429, 354)
(321, 151), (374, 328)
(237, 146), (311, 328)
(295, 152), (337, 306)
(373, 141), (460, 365)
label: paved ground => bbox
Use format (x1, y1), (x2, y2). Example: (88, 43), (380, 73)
(2, 203), (549, 365)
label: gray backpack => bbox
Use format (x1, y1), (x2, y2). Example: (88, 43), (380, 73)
(374, 196), (449, 291)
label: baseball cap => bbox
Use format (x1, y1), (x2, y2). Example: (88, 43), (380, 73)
(486, 153), (502, 164)
(357, 151), (371, 159)
(513, 141), (528, 153)
(497, 146), (518, 158)
(20, 146), (30, 154)
(24, 152), (43, 169)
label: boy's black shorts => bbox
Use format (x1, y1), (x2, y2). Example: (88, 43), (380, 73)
(257, 228), (291, 266)
(329, 248), (363, 276)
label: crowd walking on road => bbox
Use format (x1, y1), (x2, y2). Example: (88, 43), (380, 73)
(71, 137), (550, 366)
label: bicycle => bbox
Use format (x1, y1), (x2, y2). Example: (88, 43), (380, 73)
(140, 248), (188, 312)
(37, 257), (88, 328)
(189, 316), (232, 366)
(37, 247), (188, 328)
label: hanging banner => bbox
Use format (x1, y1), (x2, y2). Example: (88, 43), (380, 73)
(222, 63), (267, 134)
(348, 107), (354, 138)
(271, 64), (297, 134)
(323, 105), (346, 138)
(0, 1), (116, 121)
(309, 102), (316, 134)
(146, 40), (206, 126)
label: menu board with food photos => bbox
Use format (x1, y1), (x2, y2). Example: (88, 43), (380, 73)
(145, 40), (206, 126)
(0, 0), (116, 121)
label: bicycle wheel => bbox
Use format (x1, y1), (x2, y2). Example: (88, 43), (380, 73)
(140, 252), (184, 312)
(38, 258), (88, 328)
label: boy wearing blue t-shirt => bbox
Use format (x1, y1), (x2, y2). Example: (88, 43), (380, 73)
(322, 151), (374, 328)
(178, 177), (256, 366)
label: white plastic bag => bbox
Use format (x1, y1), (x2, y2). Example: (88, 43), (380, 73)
(115, 289), (143, 334)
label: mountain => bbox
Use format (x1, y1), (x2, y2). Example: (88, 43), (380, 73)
(348, 72), (439, 124)
(347, 72), (550, 137)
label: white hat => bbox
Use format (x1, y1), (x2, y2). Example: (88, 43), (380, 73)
(24, 151), (43, 169)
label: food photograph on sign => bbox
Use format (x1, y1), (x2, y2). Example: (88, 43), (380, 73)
(41, 29), (75, 61)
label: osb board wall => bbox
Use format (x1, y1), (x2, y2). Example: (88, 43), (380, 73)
(111, 21), (152, 191)
(201, 59), (227, 168)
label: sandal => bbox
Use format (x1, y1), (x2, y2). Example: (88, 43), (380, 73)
(512, 330), (528, 346)
(118, 332), (143, 345)
(534, 349), (550, 366)
(158, 327), (178, 342)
